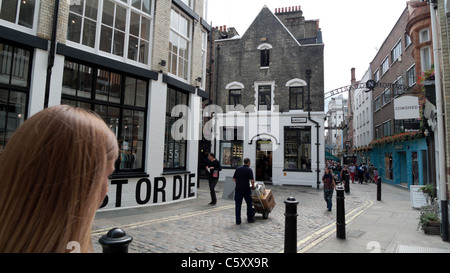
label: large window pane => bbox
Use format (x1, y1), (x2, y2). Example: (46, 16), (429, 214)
(164, 88), (188, 170)
(83, 19), (97, 48)
(0, 89), (27, 150)
(68, 13), (82, 43)
(62, 60), (148, 172)
(0, 44), (13, 85)
(0, 1), (18, 23)
(18, 0), (35, 28)
(284, 127), (311, 171)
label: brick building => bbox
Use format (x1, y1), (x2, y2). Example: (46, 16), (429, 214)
(210, 5), (325, 187)
(368, 6), (429, 188)
(0, 0), (211, 210)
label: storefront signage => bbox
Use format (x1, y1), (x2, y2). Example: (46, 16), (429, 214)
(291, 117), (307, 123)
(394, 96), (420, 120)
(99, 174), (196, 211)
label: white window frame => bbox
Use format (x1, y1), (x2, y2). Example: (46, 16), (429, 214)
(381, 56), (389, 76)
(200, 30), (207, 89)
(66, 0), (154, 68)
(168, 6), (192, 82)
(391, 39), (402, 63)
(420, 46), (432, 72)
(407, 64), (416, 87)
(254, 81), (275, 112)
(419, 28), (430, 43)
(0, 0), (40, 35)
(374, 69), (380, 82)
(180, 0), (193, 9)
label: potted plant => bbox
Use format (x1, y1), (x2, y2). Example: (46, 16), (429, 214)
(418, 184), (435, 204)
(418, 211), (440, 235)
(418, 200), (440, 235)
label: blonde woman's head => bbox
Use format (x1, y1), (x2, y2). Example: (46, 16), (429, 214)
(0, 105), (118, 252)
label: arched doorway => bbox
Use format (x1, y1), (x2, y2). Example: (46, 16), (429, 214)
(256, 139), (272, 182)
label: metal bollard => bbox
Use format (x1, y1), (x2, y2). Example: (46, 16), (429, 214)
(344, 178), (350, 194)
(99, 228), (133, 253)
(377, 177), (382, 201)
(284, 197), (299, 253)
(336, 186), (346, 239)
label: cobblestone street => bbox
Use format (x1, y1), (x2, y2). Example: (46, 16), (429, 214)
(91, 179), (391, 253)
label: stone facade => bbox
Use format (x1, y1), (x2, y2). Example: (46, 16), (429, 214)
(214, 6), (324, 113)
(211, 6), (325, 187)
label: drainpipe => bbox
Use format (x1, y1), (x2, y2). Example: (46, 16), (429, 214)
(44, 0), (60, 109)
(306, 69), (321, 189)
(430, 1), (449, 242)
(212, 44), (220, 154)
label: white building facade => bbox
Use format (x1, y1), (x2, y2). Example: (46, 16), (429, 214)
(0, 0), (210, 211)
(353, 68), (373, 148)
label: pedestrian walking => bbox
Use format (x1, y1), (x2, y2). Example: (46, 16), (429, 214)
(0, 105), (119, 252)
(373, 168), (379, 184)
(348, 163), (356, 183)
(233, 158), (256, 225)
(340, 165), (350, 192)
(206, 152), (221, 205)
(322, 167), (336, 211)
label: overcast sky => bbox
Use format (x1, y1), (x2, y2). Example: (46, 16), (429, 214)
(207, 0), (408, 94)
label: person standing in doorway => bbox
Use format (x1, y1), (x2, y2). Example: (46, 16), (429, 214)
(233, 158), (256, 225)
(206, 153), (221, 205)
(322, 167), (336, 211)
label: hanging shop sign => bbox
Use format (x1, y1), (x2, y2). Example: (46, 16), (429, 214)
(394, 96), (420, 120)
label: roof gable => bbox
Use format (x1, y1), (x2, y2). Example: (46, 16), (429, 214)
(241, 6), (302, 47)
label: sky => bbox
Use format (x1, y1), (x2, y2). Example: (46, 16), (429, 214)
(207, 0), (409, 94)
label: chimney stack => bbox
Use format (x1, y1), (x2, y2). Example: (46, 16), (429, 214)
(351, 68), (356, 84)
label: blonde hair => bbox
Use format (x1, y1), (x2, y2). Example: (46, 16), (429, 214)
(0, 105), (118, 253)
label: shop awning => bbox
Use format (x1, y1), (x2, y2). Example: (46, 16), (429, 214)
(325, 151), (340, 162)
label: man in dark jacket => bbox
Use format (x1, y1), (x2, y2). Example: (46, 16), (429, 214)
(206, 153), (221, 205)
(233, 158), (255, 225)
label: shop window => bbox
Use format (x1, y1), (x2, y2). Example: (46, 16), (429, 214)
(164, 88), (188, 170)
(284, 127), (311, 171)
(0, 42), (31, 151)
(61, 60), (148, 173)
(220, 127), (243, 169)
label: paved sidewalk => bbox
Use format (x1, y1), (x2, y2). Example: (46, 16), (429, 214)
(92, 179), (450, 253)
(307, 183), (450, 253)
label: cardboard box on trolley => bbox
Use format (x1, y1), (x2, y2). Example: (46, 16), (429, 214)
(253, 189), (276, 211)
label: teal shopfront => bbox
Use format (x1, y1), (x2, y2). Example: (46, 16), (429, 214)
(370, 137), (429, 189)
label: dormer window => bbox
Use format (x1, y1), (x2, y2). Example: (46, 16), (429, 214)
(257, 43), (272, 68)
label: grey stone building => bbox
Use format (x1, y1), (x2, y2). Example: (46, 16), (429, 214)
(210, 5), (325, 187)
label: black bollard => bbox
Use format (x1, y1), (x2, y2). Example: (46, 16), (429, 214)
(336, 186), (346, 239)
(99, 228), (133, 253)
(284, 197), (299, 253)
(377, 177), (382, 201)
(344, 178), (350, 194)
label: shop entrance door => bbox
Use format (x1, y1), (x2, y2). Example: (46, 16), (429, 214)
(256, 139), (272, 182)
